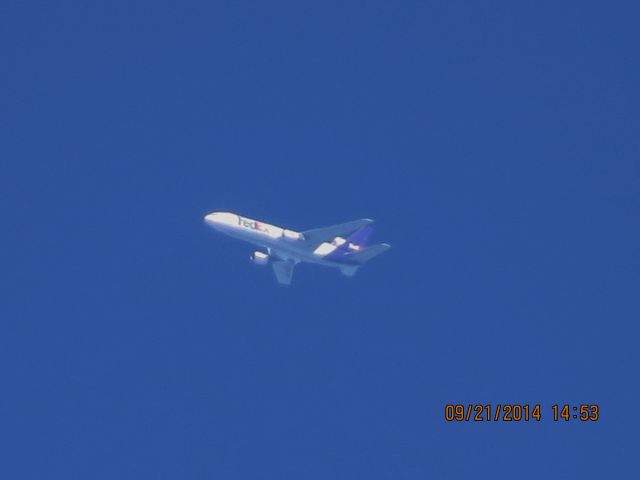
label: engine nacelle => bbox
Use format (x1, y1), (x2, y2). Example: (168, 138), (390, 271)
(250, 251), (269, 265)
(283, 229), (304, 241)
(332, 236), (347, 246)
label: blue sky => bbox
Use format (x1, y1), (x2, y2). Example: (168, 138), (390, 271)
(1, 1), (639, 478)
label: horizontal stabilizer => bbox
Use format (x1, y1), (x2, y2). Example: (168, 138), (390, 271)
(340, 265), (360, 277)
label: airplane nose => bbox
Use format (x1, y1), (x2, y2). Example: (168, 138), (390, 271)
(204, 211), (236, 227)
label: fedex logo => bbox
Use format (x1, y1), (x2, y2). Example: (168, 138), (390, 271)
(238, 216), (270, 234)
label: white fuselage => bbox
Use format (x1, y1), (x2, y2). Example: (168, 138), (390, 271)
(204, 212), (342, 267)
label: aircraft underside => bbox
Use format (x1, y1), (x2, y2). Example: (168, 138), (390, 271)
(205, 212), (390, 285)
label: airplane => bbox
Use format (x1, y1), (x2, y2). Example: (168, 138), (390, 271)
(204, 211), (390, 285)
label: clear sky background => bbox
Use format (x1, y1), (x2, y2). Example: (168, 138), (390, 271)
(1, 1), (639, 478)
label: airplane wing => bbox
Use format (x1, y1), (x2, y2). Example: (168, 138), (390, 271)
(302, 219), (374, 246)
(272, 260), (296, 285)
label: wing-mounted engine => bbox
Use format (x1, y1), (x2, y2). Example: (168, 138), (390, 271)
(250, 251), (269, 265)
(283, 229), (304, 241)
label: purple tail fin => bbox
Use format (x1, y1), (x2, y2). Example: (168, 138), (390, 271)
(346, 225), (373, 246)
(325, 225), (380, 264)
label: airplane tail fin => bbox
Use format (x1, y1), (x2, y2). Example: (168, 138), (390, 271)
(324, 224), (390, 265)
(348, 243), (391, 264)
(346, 224), (373, 246)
